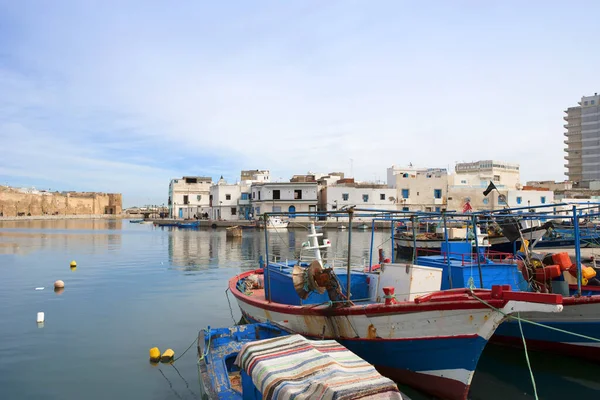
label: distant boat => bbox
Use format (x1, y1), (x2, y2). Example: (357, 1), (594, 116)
(337, 225), (347, 230)
(129, 219), (143, 223)
(261, 216), (289, 229)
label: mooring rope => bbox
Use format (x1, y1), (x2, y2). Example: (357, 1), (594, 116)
(517, 311), (539, 400)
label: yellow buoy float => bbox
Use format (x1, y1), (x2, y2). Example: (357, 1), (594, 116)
(161, 349), (175, 363)
(149, 347), (161, 362)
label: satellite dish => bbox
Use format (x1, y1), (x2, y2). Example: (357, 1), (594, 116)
(292, 260), (326, 299)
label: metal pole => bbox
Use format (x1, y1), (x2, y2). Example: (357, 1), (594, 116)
(443, 213), (453, 288)
(264, 213), (271, 302)
(390, 218), (395, 263)
(411, 215), (418, 264)
(369, 218), (375, 272)
(346, 209), (354, 299)
(471, 214), (484, 288)
(573, 205), (582, 296)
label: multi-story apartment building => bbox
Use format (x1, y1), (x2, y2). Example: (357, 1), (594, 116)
(564, 93), (600, 186)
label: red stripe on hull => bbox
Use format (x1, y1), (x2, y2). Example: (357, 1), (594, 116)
(230, 269), (561, 317)
(491, 335), (600, 362)
(375, 365), (470, 400)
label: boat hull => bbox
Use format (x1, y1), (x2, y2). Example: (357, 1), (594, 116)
(488, 227), (547, 252)
(492, 296), (600, 362)
(231, 271), (562, 400)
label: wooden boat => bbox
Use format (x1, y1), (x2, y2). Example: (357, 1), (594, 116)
(416, 242), (600, 362)
(226, 226), (242, 238)
(229, 223), (563, 400)
(198, 322), (406, 400)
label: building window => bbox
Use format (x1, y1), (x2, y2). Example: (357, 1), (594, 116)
(516, 197), (522, 204)
(362, 194), (369, 202)
(380, 193), (385, 200)
(342, 193), (349, 201)
(434, 189), (442, 199)
(294, 190), (302, 199)
(461, 180), (467, 184)
(493, 175), (500, 182)
(273, 190), (280, 200)
(231, 207), (236, 215)
(272, 206), (281, 213)
(592, 100), (596, 105)
(402, 207), (409, 211)
(225, 194), (231, 200)
(401, 189), (409, 199)
(241, 193), (249, 200)
(483, 198), (489, 205)
(541, 196), (546, 204)
(435, 207), (441, 212)
(197, 195), (201, 201)
(255, 207), (260, 215)
(402, 173), (408, 178)
(258, 191), (261, 200)
(183, 195), (189, 205)
(584, 101), (588, 106)
(252, 192), (255, 199)
(425, 207), (432, 212)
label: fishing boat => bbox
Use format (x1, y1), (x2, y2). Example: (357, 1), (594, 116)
(532, 227), (600, 249)
(486, 218), (551, 253)
(416, 240), (600, 362)
(394, 225), (489, 256)
(198, 322), (406, 400)
(229, 219), (563, 400)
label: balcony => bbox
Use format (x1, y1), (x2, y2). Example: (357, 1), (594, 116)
(238, 199), (250, 205)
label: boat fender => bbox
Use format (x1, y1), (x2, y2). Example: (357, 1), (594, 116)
(149, 347), (161, 362)
(160, 349), (175, 363)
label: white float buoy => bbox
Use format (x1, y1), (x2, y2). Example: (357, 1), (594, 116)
(54, 280), (64, 289)
(37, 312), (45, 323)
(35, 287), (45, 291)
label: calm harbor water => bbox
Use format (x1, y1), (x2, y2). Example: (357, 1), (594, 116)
(1, 219), (599, 400)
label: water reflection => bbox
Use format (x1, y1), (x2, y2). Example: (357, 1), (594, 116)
(166, 227), (394, 271)
(0, 219), (123, 254)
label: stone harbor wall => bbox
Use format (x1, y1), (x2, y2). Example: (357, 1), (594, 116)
(0, 186), (122, 217)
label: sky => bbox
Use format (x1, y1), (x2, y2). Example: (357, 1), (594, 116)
(1, 1), (599, 207)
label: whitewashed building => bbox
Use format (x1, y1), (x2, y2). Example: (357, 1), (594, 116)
(387, 166), (449, 212)
(250, 182), (318, 221)
(210, 177), (243, 220)
(168, 176), (212, 218)
(319, 184), (397, 220)
(207, 171), (270, 221)
(447, 160), (523, 212)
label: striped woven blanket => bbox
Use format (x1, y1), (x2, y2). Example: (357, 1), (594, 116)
(234, 334), (403, 400)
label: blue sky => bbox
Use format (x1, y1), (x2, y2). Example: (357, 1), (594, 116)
(1, 1), (599, 207)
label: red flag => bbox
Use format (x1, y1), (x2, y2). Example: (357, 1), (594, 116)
(462, 201), (472, 213)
